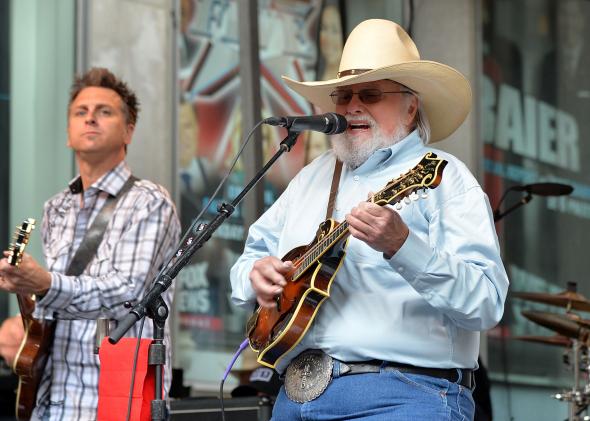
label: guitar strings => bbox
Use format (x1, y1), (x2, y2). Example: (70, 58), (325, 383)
(290, 181), (425, 279)
(287, 156), (443, 278)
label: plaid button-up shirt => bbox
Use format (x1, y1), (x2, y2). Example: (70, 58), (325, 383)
(31, 162), (180, 420)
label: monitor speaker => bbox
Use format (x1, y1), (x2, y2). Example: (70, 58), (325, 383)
(170, 396), (273, 421)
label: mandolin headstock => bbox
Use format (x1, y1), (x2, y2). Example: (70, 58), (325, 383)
(371, 152), (447, 207)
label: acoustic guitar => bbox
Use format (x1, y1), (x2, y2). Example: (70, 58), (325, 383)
(247, 152), (448, 368)
(7, 218), (55, 421)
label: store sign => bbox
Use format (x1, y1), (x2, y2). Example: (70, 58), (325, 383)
(482, 75), (579, 171)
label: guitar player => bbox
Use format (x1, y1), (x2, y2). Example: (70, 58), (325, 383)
(230, 19), (509, 421)
(0, 68), (180, 420)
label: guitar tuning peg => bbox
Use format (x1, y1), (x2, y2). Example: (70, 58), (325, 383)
(395, 202), (403, 210)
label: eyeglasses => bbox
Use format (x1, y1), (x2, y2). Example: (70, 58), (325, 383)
(329, 88), (413, 105)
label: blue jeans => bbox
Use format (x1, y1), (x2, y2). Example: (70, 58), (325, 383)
(271, 361), (475, 420)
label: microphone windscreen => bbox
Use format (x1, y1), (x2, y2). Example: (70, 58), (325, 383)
(514, 183), (574, 196)
(326, 113), (348, 134)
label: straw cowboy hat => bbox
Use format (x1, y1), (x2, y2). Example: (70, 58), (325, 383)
(282, 19), (472, 143)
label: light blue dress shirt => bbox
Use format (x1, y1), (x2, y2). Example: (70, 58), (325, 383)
(230, 131), (509, 373)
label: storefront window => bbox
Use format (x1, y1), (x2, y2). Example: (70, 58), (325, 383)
(483, 0), (590, 387)
(175, 0), (403, 392)
(175, 0), (341, 390)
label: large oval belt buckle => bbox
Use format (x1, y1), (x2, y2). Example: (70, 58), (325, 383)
(284, 350), (333, 403)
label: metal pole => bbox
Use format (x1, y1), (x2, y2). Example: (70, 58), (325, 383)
(75, 0), (90, 74)
(238, 0), (264, 228)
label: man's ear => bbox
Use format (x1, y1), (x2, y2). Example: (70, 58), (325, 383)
(405, 96), (419, 127)
(124, 124), (135, 146)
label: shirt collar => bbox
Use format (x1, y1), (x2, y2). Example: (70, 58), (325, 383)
(68, 161), (131, 197)
(353, 130), (424, 174)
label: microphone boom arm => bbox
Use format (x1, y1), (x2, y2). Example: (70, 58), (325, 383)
(493, 192), (532, 222)
(109, 129), (302, 343)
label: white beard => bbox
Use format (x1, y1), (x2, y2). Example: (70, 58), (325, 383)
(330, 115), (408, 170)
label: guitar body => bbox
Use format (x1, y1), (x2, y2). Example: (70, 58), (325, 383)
(246, 152), (448, 369)
(247, 219), (349, 368)
(7, 218), (56, 420)
(13, 294), (55, 421)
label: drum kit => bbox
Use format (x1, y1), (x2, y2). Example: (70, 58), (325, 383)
(513, 283), (590, 421)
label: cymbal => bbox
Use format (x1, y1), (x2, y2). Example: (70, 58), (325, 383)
(521, 310), (589, 341)
(513, 334), (573, 347)
(512, 290), (590, 312)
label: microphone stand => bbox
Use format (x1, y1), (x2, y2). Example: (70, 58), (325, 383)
(108, 129), (301, 420)
(493, 186), (533, 222)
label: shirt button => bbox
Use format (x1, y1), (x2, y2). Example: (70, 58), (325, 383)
(353, 175), (360, 181)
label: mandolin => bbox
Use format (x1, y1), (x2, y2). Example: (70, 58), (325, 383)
(8, 218), (55, 421)
(247, 152), (448, 368)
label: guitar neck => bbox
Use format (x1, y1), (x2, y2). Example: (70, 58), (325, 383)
(292, 194), (396, 280)
(291, 152), (448, 282)
(292, 220), (351, 280)
(16, 294), (36, 320)
(7, 218), (38, 322)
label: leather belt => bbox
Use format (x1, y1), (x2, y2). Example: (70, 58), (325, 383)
(338, 359), (473, 389)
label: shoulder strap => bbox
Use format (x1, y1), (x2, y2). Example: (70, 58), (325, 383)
(325, 160), (342, 220)
(66, 175), (138, 276)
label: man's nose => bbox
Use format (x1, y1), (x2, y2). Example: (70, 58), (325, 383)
(345, 93), (365, 113)
(85, 113), (98, 125)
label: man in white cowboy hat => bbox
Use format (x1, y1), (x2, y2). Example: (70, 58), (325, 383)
(230, 19), (508, 420)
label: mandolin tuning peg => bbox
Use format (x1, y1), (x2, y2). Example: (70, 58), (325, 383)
(403, 197), (411, 205)
(395, 202), (403, 210)
(410, 192), (419, 201)
(421, 189), (429, 199)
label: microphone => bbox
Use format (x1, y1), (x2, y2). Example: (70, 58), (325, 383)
(263, 112), (348, 134)
(512, 183), (573, 196)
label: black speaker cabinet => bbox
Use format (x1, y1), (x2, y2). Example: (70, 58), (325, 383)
(170, 396), (273, 421)
(0, 368), (17, 419)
